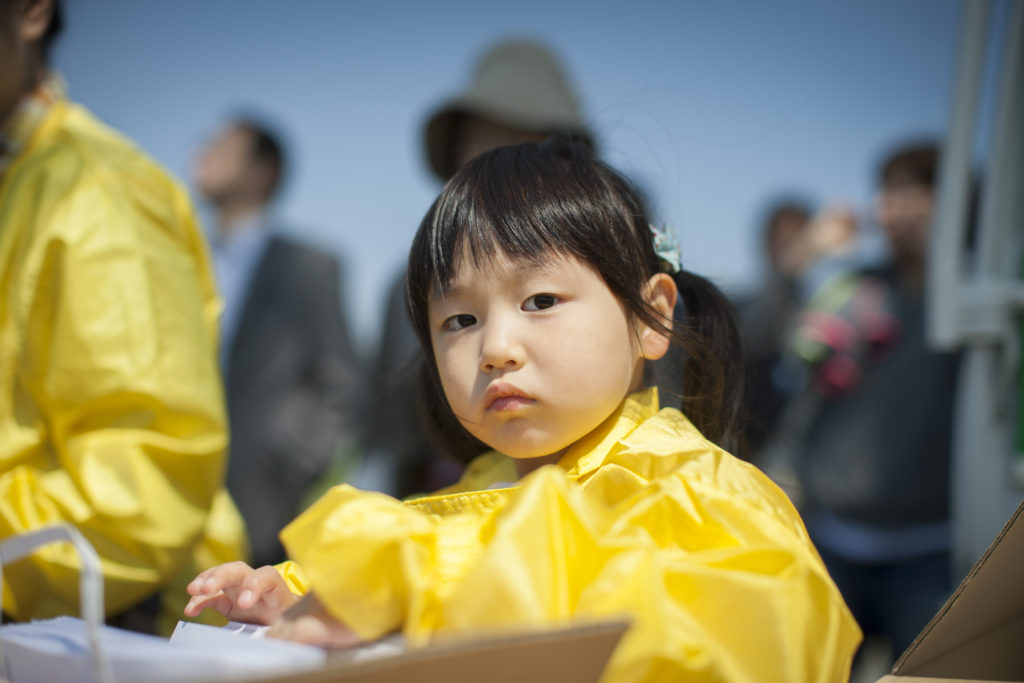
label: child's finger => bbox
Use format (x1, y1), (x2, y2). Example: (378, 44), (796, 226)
(187, 561), (253, 596)
(182, 593), (209, 617)
(183, 592), (232, 618)
(237, 565), (287, 608)
(186, 568), (217, 595)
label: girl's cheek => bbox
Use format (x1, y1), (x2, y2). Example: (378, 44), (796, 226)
(437, 360), (466, 402)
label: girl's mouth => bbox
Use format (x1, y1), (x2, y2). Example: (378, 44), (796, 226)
(484, 383), (533, 411)
(488, 395), (535, 412)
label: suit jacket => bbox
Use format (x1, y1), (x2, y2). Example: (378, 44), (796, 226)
(225, 235), (357, 566)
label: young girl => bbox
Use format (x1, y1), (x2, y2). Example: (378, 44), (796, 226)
(185, 137), (860, 681)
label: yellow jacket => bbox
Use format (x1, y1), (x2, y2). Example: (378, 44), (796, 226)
(0, 98), (246, 620)
(281, 388), (860, 682)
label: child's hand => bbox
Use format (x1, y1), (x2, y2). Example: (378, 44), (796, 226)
(184, 561), (300, 625)
(267, 591), (363, 648)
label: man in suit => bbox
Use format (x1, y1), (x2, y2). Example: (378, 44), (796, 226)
(193, 116), (358, 567)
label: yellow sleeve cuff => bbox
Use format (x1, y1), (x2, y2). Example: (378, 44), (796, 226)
(274, 560), (311, 595)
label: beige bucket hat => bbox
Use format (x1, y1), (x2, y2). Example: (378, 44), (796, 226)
(424, 40), (595, 180)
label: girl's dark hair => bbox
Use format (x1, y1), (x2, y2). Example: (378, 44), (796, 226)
(406, 135), (744, 461)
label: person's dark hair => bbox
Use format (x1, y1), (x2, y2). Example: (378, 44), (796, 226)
(406, 135), (744, 462)
(40, 0), (62, 65)
(760, 198), (812, 248)
(881, 139), (983, 250)
(879, 142), (940, 190)
(234, 117), (286, 200)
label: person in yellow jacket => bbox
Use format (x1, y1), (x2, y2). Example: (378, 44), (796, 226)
(186, 137), (861, 681)
(0, 0), (246, 628)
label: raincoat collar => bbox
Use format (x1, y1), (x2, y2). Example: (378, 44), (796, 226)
(0, 73), (65, 179)
(556, 386), (660, 478)
(418, 387), (661, 504)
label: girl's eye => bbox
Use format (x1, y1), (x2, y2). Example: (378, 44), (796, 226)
(442, 314), (477, 331)
(523, 294), (559, 311)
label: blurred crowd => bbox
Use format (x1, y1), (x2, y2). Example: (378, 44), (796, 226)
(0, 0), (981, 673)
(735, 144), (962, 668)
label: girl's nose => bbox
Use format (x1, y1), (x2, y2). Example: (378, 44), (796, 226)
(479, 318), (525, 372)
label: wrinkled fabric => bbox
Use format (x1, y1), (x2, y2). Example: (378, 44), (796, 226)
(0, 99), (247, 620)
(281, 388), (860, 682)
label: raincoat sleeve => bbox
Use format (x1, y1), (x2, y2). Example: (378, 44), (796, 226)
(275, 559), (312, 595)
(0, 175), (230, 620)
(281, 463), (860, 682)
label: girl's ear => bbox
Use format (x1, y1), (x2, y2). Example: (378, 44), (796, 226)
(638, 273), (677, 361)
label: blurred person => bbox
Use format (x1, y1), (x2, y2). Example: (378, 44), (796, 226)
(787, 141), (960, 663)
(358, 39), (595, 497)
(736, 198), (813, 453)
(193, 116), (359, 568)
(0, 0), (245, 630)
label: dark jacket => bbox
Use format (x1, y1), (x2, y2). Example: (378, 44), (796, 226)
(796, 266), (960, 528)
(225, 235), (357, 566)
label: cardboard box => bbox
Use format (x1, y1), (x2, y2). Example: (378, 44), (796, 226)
(877, 499), (1024, 682)
(249, 619), (629, 683)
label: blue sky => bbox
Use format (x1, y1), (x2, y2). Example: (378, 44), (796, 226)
(56, 0), (968, 349)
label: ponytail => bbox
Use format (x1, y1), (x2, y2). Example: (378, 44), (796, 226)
(666, 270), (746, 456)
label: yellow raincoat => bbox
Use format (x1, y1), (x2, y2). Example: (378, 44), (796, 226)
(0, 97), (246, 620)
(280, 388), (861, 682)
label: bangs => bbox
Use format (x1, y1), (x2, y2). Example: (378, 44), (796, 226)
(425, 185), (581, 297)
(419, 142), (643, 299)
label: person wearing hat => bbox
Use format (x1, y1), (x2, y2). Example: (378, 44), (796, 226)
(355, 39), (595, 499)
(423, 40), (595, 180)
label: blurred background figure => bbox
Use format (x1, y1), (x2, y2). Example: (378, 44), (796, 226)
(780, 141), (960, 667)
(736, 198), (813, 454)
(355, 39), (595, 497)
(0, 0), (245, 632)
(422, 40), (595, 179)
(193, 115), (359, 567)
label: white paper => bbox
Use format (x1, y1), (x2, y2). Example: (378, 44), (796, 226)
(0, 616), (325, 683)
(170, 620), (270, 642)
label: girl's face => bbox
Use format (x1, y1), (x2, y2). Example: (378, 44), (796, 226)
(428, 250), (672, 468)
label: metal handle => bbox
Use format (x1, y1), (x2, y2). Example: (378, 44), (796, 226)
(0, 525), (114, 683)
